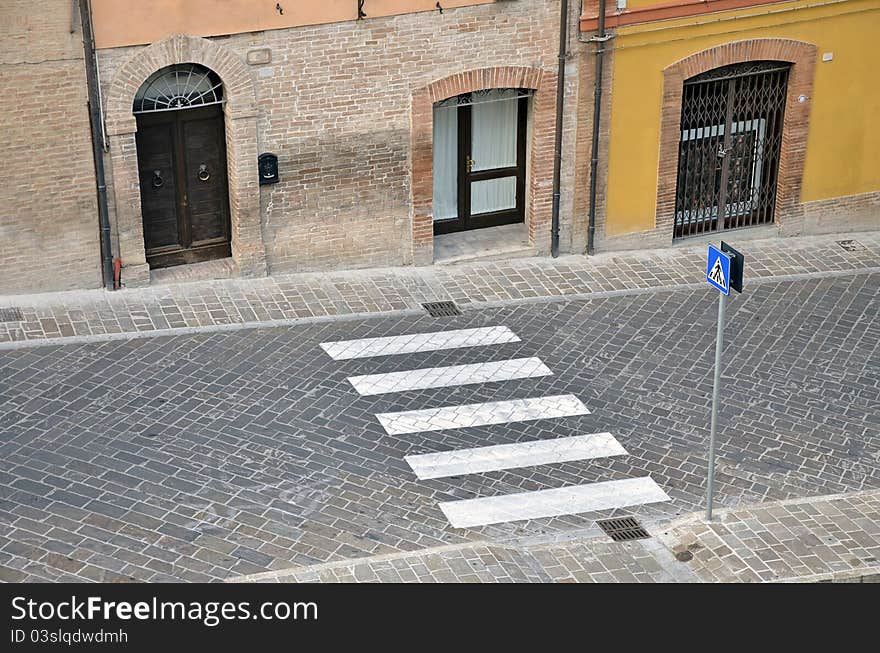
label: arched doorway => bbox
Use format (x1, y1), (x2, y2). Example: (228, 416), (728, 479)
(410, 66), (551, 265)
(133, 64), (231, 268)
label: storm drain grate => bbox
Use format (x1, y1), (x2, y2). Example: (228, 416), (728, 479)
(836, 239), (866, 252)
(0, 307), (23, 323)
(421, 301), (462, 317)
(596, 516), (651, 542)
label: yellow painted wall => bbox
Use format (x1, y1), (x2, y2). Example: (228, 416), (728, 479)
(620, 0), (785, 9)
(92, 0), (495, 49)
(603, 0), (880, 236)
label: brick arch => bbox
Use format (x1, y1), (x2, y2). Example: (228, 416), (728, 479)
(410, 66), (555, 264)
(425, 67), (544, 103)
(106, 34), (257, 135)
(103, 34), (265, 286)
(653, 38), (817, 242)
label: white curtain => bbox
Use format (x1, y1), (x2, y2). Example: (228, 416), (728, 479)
(432, 101), (458, 221)
(470, 89), (518, 214)
(471, 177), (517, 215)
(471, 89), (518, 170)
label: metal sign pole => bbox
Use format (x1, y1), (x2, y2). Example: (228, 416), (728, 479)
(706, 290), (727, 521)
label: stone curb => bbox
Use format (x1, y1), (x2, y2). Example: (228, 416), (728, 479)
(227, 489), (880, 584)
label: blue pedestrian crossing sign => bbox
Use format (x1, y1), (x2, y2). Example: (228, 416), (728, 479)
(706, 244), (731, 295)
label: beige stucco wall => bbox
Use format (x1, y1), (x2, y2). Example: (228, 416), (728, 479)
(91, 0), (497, 48)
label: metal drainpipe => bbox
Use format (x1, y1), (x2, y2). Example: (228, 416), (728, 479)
(550, 0), (570, 258)
(586, 0), (608, 256)
(78, 0), (115, 290)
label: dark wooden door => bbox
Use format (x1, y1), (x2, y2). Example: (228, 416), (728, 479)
(434, 92), (528, 235)
(136, 105), (231, 268)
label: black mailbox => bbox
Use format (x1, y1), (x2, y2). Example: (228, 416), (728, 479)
(258, 153), (279, 185)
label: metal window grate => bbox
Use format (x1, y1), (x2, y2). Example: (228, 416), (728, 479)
(0, 307), (23, 323)
(836, 240), (865, 252)
(434, 87), (533, 110)
(673, 61), (790, 239)
(421, 301), (462, 317)
(596, 516), (650, 542)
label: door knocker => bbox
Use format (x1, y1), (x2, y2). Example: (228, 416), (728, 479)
(198, 164), (210, 182)
(151, 170), (164, 189)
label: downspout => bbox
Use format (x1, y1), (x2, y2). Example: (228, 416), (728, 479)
(78, 0), (115, 290)
(550, 0), (570, 258)
(586, 0), (608, 255)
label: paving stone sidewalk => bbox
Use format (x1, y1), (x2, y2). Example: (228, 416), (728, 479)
(0, 230), (877, 347)
(230, 489), (880, 583)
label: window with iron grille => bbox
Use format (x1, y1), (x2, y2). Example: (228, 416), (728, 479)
(673, 61), (790, 239)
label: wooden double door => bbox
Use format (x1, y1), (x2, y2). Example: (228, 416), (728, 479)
(136, 105), (231, 268)
(433, 90), (528, 235)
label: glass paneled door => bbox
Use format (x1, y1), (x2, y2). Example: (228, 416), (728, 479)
(433, 89), (528, 234)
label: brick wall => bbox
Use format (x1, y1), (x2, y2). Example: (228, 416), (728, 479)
(96, 1), (583, 276)
(571, 26), (613, 255)
(0, 1), (101, 294)
(800, 191), (880, 235)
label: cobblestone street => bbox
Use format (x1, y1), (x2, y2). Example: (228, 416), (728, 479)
(1, 250), (877, 582)
(1, 231), (877, 348)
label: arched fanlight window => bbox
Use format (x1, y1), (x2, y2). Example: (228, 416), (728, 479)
(133, 64), (224, 114)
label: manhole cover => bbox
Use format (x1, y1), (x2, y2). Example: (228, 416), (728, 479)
(596, 516), (650, 542)
(421, 301), (462, 317)
(675, 550), (694, 562)
(0, 307), (23, 322)
(836, 239), (866, 252)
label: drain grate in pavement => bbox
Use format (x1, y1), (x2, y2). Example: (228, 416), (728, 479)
(836, 240), (866, 252)
(421, 301), (462, 317)
(0, 307), (23, 322)
(597, 516), (651, 542)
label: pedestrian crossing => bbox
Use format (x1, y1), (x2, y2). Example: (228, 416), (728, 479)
(320, 323), (669, 530)
(375, 395), (590, 436)
(439, 477), (670, 529)
(347, 357), (551, 396)
(320, 326), (519, 360)
(405, 432), (627, 480)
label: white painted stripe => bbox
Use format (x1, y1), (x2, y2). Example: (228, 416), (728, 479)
(405, 432), (627, 480)
(320, 326), (520, 360)
(439, 476), (670, 529)
(376, 394), (589, 435)
(348, 357), (552, 396)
